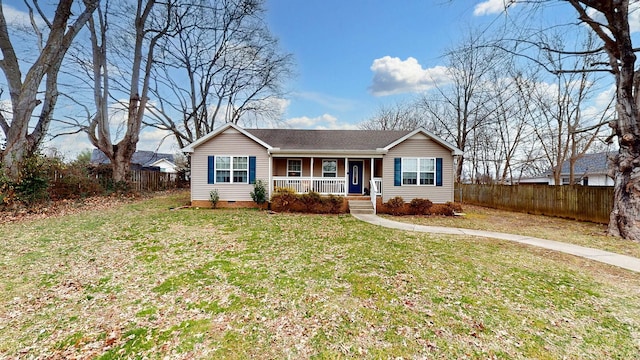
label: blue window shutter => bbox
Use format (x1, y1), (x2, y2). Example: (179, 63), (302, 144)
(436, 158), (443, 186)
(208, 156), (215, 184)
(394, 158), (401, 186)
(249, 156), (256, 184)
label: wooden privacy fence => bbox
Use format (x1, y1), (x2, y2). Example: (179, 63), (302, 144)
(91, 170), (182, 192)
(457, 184), (614, 224)
(128, 170), (179, 192)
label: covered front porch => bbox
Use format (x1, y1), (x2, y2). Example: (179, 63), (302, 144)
(270, 156), (383, 197)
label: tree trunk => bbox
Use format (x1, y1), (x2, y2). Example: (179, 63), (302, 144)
(455, 157), (464, 183)
(608, 112), (640, 241)
(0, 0), (98, 181)
(112, 147), (133, 183)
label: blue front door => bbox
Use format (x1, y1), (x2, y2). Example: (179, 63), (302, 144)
(348, 161), (363, 194)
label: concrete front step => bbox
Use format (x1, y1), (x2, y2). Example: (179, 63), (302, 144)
(348, 200), (375, 215)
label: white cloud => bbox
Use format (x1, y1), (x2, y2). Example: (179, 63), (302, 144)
(369, 56), (451, 96)
(473, 0), (516, 16)
(2, 4), (44, 28)
(138, 128), (179, 154)
(43, 133), (93, 161)
(582, 84), (617, 123)
(284, 114), (358, 130)
(587, 2), (640, 33)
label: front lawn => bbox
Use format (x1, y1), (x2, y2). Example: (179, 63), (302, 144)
(1, 192), (639, 359)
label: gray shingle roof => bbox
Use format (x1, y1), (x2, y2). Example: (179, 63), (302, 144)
(245, 129), (411, 150)
(549, 152), (612, 176)
(91, 149), (175, 167)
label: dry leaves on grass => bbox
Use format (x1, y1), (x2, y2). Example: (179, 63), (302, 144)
(0, 190), (186, 225)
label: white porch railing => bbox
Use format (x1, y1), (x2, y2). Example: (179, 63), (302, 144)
(369, 179), (378, 213)
(373, 178), (382, 196)
(273, 177), (346, 195)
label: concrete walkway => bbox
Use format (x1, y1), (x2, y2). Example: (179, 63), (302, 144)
(352, 213), (640, 273)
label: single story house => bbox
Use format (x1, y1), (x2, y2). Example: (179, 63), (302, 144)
(514, 152), (614, 186)
(91, 149), (177, 173)
(181, 123), (463, 208)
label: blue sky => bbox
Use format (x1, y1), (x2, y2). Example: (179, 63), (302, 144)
(3, 0), (637, 157)
(264, 0), (497, 129)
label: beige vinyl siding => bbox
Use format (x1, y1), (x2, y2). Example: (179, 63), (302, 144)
(191, 129), (269, 202)
(382, 135), (455, 203)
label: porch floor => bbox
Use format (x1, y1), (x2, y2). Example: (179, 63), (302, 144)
(345, 195), (371, 200)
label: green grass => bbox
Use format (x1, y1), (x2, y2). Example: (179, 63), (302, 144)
(381, 204), (640, 258)
(0, 191), (639, 359)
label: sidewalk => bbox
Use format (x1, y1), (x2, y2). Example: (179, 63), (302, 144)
(352, 213), (640, 273)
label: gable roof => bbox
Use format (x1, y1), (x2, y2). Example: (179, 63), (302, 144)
(182, 123), (463, 155)
(245, 128), (411, 150)
(91, 149), (175, 167)
(181, 123), (272, 153)
(149, 158), (177, 168)
(546, 152), (612, 176)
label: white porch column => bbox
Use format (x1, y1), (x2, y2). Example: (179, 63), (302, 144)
(370, 158), (374, 189)
(310, 157), (314, 191)
(344, 157), (349, 196)
(268, 154), (273, 198)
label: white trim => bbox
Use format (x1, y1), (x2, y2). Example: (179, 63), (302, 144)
(344, 157), (349, 196)
(181, 123), (272, 153)
(287, 158), (302, 177)
(215, 155), (249, 184)
(149, 158), (176, 167)
(322, 159), (338, 178)
(347, 159), (364, 194)
(268, 153), (273, 198)
(401, 157), (436, 186)
(384, 127), (463, 156)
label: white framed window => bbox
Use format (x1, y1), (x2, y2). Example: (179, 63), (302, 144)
(322, 159), (337, 177)
(233, 156), (248, 183)
(287, 159), (302, 177)
(216, 156), (248, 183)
(402, 158), (435, 186)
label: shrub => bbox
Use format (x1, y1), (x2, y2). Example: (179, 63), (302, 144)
(447, 202), (464, 213)
(270, 190), (348, 214)
(271, 188), (297, 211)
(299, 191), (322, 212)
(250, 179), (268, 205)
(385, 196), (406, 216)
(325, 195), (346, 214)
(430, 203), (455, 216)
(409, 198), (433, 215)
(49, 162), (104, 200)
(209, 189), (220, 208)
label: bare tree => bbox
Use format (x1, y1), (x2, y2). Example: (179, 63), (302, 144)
(489, 1), (640, 240)
(359, 101), (427, 131)
(145, 0), (292, 148)
(529, 33), (610, 186)
(0, 0), (98, 180)
(84, 0), (176, 182)
(419, 33), (503, 182)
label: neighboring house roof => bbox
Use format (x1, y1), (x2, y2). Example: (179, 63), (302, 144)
(546, 152), (612, 177)
(181, 123), (463, 155)
(91, 149), (175, 167)
(149, 159), (178, 173)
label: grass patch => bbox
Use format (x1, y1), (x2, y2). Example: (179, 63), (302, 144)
(382, 204), (640, 258)
(0, 191), (638, 358)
